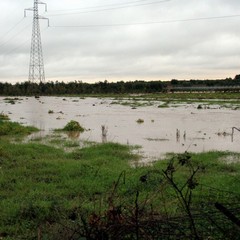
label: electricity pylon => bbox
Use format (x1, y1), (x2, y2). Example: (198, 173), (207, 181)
(25, 0), (49, 82)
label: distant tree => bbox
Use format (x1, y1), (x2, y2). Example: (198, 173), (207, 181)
(171, 79), (179, 85)
(234, 75), (240, 81)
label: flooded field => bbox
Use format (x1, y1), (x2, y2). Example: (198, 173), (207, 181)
(1, 96), (240, 161)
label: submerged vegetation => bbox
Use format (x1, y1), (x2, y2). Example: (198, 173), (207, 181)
(0, 113), (10, 121)
(0, 119), (240, 239)
(48, 110), (54, 114)
(108, 95), (240, 109)
(136, 118), (144, 124)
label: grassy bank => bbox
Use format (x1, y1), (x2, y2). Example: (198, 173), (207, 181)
(0, 119), (240, 239)
(0, 117), (38, 137)
(0, 133), (240, 238)
(0, 139), (140, 239)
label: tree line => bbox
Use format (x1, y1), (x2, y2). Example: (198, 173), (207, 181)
(0, 76), (239, 96)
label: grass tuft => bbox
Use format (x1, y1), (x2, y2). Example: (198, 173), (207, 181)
(0, 120), (38, 136)
(55, 120), (85, 132)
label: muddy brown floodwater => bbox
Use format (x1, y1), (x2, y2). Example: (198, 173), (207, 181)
(1, 96), (240, 162)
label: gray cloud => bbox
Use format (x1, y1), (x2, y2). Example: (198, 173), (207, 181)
(0, 0), (240, 83)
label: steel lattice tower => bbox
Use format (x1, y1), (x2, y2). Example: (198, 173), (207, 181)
(25, 0), (48, 82)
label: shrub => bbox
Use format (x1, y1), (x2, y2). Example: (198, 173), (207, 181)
(63, 120), (85, 132)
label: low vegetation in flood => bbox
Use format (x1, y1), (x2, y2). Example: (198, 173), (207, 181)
(136, 118), (144, 124)
(48, 110), (54, 114)
(56, 120), (85, 132)
(0, 113), (10, 121)
(0, 119), (240, 239)
(0, 119), (38, 136)
(108, 93), (240, 109)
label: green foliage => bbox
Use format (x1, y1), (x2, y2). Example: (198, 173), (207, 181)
(1, 77), (240, 96)
(0, 121), (38, 136)
(0, 113), (10, 121)
(158, 101), (170, 108)
(62, 120), (85, 132)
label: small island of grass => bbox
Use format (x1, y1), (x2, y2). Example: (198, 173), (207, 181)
(56, 120), (85, 132)
(0, 118), (38, 136)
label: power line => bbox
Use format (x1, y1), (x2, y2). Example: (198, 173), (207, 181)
(0, 18), (25, 40)
(2, 39), (30, 56)
(2, 27), (48, 57)
(50, 14), (240, 28)
(47, 0), (168, 12)
(0, 23), (31, 49)
(45, 0), (171, 17)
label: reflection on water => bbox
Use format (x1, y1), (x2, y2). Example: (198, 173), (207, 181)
(67, 131), (81, 139)
(0, 96), (240, 161)
(232, 127), (240, 143)
(101, 125), (108, 143)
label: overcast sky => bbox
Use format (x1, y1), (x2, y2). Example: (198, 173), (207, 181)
(0, 0), (240, 83)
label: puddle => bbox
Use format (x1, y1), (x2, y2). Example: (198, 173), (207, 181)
(0, 96), (240, 162)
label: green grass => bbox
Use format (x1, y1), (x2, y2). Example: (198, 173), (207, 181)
(154, 151), (240, 194)
(158, 101), (170, 108)
(55, 120), (85, 132)
(0, 127), (240, 238)
(63, 140), (80, 148)
(142, 92), (240, 100)
(0, 120), (38, 136)
(111, 100), (154, 108)
(0, 113), (10, 121)
(56, 92), (240, 100)
(107, 92), (240, 109)
(0, 139), (140, 238)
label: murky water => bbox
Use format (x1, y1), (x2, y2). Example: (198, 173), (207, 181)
(1, 96), (239, 161)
